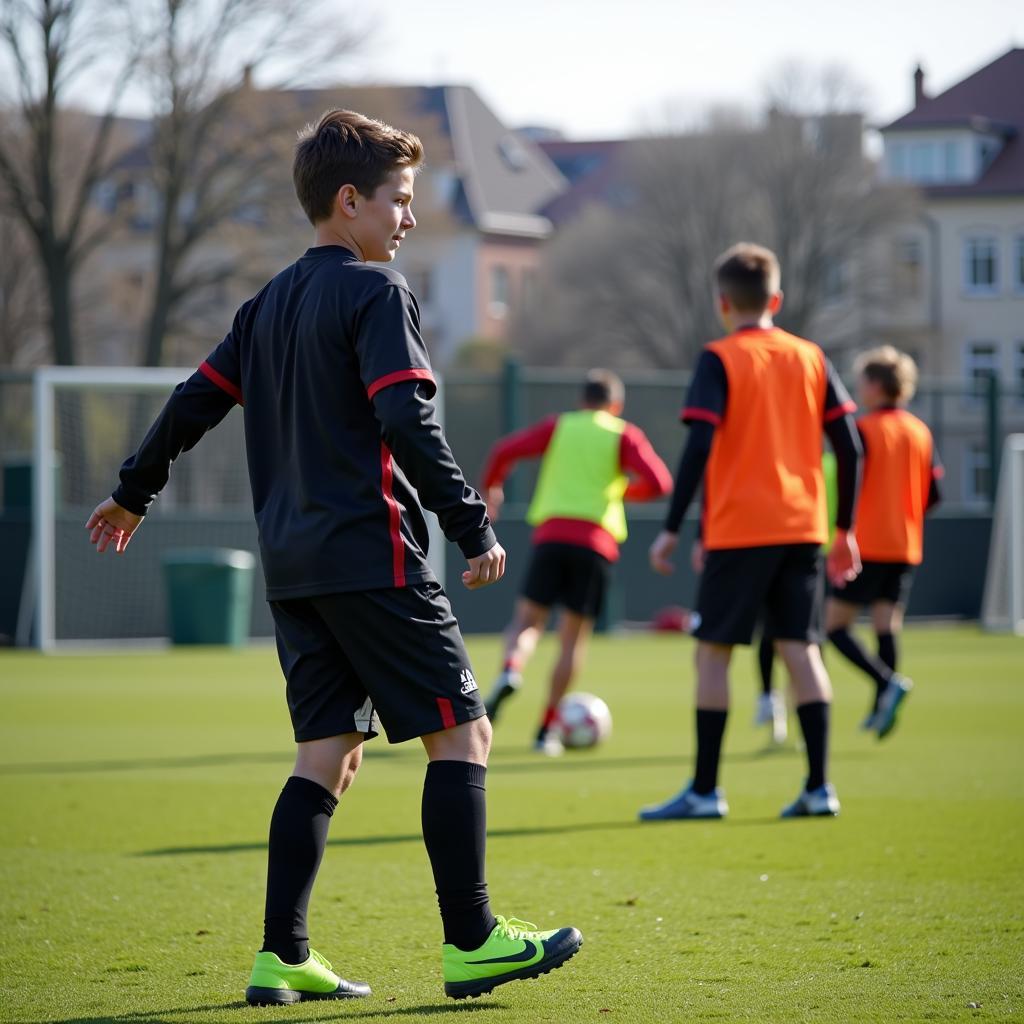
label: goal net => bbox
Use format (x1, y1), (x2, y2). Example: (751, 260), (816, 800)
(981, 434), (1024, 635)
(23, 367), (444, 650)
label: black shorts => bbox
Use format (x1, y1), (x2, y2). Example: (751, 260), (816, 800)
(270, 581), (486, 745)
(831, 560), (915, 607)
(520, 542), (610, 619)
(695, 543), (822, 647)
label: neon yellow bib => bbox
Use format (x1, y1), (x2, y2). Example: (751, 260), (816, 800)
(527, 410), (629, 541)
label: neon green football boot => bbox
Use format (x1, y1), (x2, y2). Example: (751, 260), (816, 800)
(245, 949), (371, 1005)
(442, 915), (583, 999)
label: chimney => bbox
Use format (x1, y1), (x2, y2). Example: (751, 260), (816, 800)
(913, 64), (926, 107)
(242, 64), (254, 90)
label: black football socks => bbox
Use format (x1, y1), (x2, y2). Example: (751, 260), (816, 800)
(827, 627), (891, 707)
(693, 709), (728, 795)
(421, 760), (497, 951)
(796, 701), (829, 792)
(877, 632), (898, 673)
(261, 775), (338, 965)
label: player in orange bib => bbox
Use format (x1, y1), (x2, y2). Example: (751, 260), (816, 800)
(640, 242), (863, 820)
(825, 346), (942, 740)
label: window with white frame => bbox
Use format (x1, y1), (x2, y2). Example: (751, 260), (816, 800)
(964, 341), (1001, 402)
(489, 265), (510, 317)
(963, 442), (991, 504)
(963, 236), (999, 294)
(885, 136), (973, 184)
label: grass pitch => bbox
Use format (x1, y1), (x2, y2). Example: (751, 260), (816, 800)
(1, 626), (1022, 1023)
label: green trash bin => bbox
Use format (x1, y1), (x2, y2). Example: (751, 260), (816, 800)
(162, 548), (255, 646)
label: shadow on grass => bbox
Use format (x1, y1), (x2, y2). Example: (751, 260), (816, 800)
(0, 747), (400, 776)
(9, 1000), (505, 1024)
(322, 1004), (506, 1019)
(8, 1005), (246, 1024)
(138, 796), (844, 856)
(139, 819), (640, 856)
(0, 741), (834, 778)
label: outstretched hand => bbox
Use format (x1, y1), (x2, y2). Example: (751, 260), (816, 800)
(826, 529), (861, 587)
(86, 498), (142, 554)
(462, 542), (506, 590)
(649, 529), (679, 575)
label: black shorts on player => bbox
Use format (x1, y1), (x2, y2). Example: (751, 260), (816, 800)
(695, 543), (823, 646)
(271, 581), (486, 744)
(520, 542), (610, 619)
(831, 560), (914, 607)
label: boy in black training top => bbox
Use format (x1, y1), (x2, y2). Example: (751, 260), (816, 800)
(87, 108), (581, 1004)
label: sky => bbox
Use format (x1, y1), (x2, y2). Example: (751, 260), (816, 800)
(343, 0), (1023, 138)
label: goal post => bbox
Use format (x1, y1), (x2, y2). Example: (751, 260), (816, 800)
(31, 367), (198, 650)
(25, 366), (445, 651)
(981, 433), (1024, 636)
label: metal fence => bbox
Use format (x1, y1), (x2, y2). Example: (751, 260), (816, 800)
(2, 363), (1021, 517)
(2, 363), (1019, 641)
(445, 362), (1023, 514)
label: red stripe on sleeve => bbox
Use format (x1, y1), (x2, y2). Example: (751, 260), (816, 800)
(437, 697), (456, 730)
(380, 443), (406, 588)
(823, 400), (857, 423)
(680, 406), (721, 425)
(198, 360), (243, 405)
(366, 368), (435, 400)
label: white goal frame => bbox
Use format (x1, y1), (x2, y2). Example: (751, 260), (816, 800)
(29, 367), (191, 650)
(981, 433), (1024, 636)
(26, 366), (446, 651)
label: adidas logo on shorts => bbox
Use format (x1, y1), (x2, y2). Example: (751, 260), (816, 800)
(459, 669), (478, 695)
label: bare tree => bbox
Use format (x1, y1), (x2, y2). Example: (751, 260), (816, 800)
(0, 0), (136, 365)
(0, 210), (43, 365)
(763, 59), (872, 117)
(515, 65), (918, 370)
(131, 0), (366, 366)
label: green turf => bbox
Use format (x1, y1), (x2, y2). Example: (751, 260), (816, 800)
(1, 627), (1022, 1023)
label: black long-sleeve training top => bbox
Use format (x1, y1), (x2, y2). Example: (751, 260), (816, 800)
(113, 245), (495, 599)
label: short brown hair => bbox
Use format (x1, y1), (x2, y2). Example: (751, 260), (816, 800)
(714, 242), (781, 314)
(582, 369), (624, 408)
(854, 345), (919, 403)
(293, 109), (424, 225)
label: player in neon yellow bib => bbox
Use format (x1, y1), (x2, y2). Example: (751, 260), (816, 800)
(480, 370), (671, 753)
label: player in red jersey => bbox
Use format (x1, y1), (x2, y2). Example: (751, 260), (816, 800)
(480, 370), (671, 754)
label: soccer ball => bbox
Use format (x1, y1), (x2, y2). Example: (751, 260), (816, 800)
(556, 692), (612, 749)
